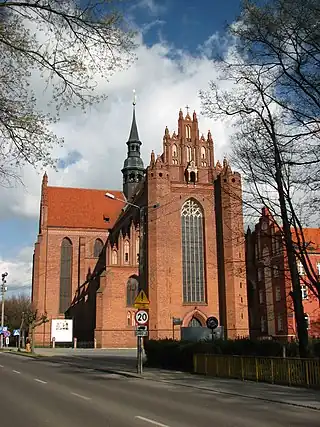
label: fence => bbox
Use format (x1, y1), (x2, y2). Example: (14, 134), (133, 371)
(193, 354), (320, 389)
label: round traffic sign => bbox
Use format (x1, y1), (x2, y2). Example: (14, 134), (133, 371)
(206, 316), (218, 330)
(135, 310), (149, 325)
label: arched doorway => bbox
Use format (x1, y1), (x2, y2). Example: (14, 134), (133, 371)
(188, 317), (202, 327)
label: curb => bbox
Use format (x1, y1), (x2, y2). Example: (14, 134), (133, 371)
(2, 350), (44, 359)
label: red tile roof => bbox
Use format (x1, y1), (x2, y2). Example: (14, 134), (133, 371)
(46, 186), (124, 229)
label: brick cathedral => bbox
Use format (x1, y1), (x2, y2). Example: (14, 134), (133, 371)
(32, 102), (249, 348)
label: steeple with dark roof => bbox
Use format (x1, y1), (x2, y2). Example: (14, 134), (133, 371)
(121, 91), (145, 200)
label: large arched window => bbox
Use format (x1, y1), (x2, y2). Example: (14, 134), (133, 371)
(93, 238), (103, 257)
(181, 199), (205, 303)
(126, 276), (139, 307)
(59, 237), (73, 313)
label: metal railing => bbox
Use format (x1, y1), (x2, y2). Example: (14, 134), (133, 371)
(193, 354), (320, 389)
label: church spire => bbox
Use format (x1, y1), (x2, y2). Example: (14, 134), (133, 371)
(121, 90), (145, 200)
(128, 90), (139, 142)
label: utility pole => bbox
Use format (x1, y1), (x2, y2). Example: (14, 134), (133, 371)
(1, 272), (8, 349)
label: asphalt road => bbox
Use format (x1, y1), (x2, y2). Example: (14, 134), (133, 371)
(0, 352), (319, 427)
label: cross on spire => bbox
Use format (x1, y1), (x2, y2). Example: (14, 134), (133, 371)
(185, 105), (190, 114)
(133, 89), (136, 106)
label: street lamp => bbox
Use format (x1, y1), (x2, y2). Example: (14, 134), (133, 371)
(1, 272), (8, 349)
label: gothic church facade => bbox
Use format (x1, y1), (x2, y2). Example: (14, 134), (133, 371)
(32, 104), (249, 348)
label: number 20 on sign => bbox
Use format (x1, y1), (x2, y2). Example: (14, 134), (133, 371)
(135, 310), (149, 325)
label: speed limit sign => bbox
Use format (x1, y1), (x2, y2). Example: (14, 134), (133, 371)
(135, 310), (149, 325)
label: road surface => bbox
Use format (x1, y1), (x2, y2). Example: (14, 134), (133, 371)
(0, 352), (318, 427)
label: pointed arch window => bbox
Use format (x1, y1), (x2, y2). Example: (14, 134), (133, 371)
(181, 199), (206, 303)
(127, 276), (139, 306)
(124, 240), (130, 264)
(186, 125), (191, 140)
(201, 146), (206, 159)
(186, 146), (192, 162)
(172, 144), (177, 158)
(59, 237), (73, 313)
(111, 249), (118, 265)
(93, 238), (104, 257)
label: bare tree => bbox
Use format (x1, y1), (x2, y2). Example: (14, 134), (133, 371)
(0, 0), (136, 185)
(25, 309), (49, 353)
(200, 0), (320, 357)
(4, 294), (32, 330)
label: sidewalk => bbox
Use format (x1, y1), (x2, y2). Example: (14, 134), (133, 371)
(98, 366), (320, 411)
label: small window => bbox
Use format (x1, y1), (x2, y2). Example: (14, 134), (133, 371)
(301, 285), (308, 300)
(124, 240), (130, 264)
(201, 146), (206, 159)
(111, 249), (118, 265)
(186, 125), (191, 139)
(127, 311), (131, 326)
(260, 316), (266, 332)
(172, 144), (177, 157)
(298, 262), (305, 275)
(275, 286), (281, 302)
(304, 314), (310, 329)
(273, 265), (279, 277)
(259, 290), (264, 304)
(127, 276), (139, 307)
(93, 239), (104, 258)
(277, 314), (283, 331)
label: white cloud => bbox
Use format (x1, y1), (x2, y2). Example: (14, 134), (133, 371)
(132, 0), (167, 16)
(0, 31), (233, 221)
(0, 246), (33, 296)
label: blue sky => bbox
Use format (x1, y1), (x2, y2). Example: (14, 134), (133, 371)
(0, 0), (243, 296)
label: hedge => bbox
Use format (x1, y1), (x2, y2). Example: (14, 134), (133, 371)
(144, 338), (320, 372)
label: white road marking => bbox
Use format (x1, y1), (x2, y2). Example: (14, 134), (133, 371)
(12, 370), (20, 374)
(34, 378), (47, 384)
(135, 416), (170, 427)
(70, 392), (91, 401)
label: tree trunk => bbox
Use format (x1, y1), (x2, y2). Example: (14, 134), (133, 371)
(274, 146), (309, 358)
(31, 325), (35, 354)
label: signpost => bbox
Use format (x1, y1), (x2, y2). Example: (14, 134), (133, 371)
(134, 291), (150, 375)
(206, 316), (219, 342)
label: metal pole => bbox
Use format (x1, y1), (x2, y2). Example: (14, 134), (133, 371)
(137, 335), (143, 374)
(0, 275), (6, 349)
